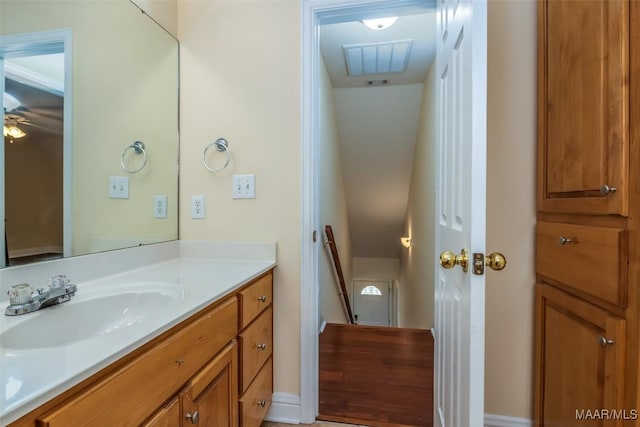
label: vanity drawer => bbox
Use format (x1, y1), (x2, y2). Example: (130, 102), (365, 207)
(239, 306), (273, 393)
(37, 297), (238, 427)
(536, 221), (628, 306)
(239, 357), (272, 427)
(238, 272), (272, 329)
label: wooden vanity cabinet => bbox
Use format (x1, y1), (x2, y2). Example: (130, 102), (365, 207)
(7, 270), (274, 427)
(537, 0), (629, 216)
(142, 396), (181, 427)
(237, 272), (273, 427)
(534, 0), (640, 424)
(534, 284), (626, 425)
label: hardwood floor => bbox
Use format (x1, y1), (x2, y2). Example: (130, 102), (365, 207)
(318, 323), (433, 427)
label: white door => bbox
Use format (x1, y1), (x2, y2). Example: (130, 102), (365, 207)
(434, 0), (487, 425)
(352, 280), (390, 326)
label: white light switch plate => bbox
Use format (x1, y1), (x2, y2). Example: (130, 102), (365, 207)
(109, 176), (129, 199)
(232, 174), (256, 199)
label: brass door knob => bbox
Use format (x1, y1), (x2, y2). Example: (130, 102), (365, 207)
(485, 252), (507, 271)
(439, 249), (469, 273)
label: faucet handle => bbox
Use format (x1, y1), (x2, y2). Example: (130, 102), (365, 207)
(49, 275), (69, 288)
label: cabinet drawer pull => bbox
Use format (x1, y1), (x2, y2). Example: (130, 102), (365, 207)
(257, 399), (267, 407)
(257, 343), (267, 350)
(600, 184), (617, 195)
(599, 336), (614, 347)
(185, 410), (199, 424)
(257, 295), (268, 303)
(559, 236), (576, 245)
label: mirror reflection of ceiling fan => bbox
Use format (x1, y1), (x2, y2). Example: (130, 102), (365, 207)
(4, 114), (30, 141)
(4, 103), (63, 143)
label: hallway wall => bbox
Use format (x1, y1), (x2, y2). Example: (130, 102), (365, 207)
(400, 60), (437, 330)
(318, 56), (352, 325)
(485, 0), (536, 418)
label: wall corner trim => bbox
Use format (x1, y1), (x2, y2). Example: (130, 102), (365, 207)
(485, 413), (533, 427)
(266, 392), (301, 424)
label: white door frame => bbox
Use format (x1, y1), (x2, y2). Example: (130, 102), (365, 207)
(300, 0), (434, 422)
(0, 29), (73, 264)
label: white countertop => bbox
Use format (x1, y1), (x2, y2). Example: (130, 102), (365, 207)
(0, 241), (276, 426)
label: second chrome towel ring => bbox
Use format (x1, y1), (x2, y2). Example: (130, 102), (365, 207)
(203, 138), (231, 173)
(121, 141), (147, 173)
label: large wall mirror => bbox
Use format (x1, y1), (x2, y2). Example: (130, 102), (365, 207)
(0, 0), (179, 267)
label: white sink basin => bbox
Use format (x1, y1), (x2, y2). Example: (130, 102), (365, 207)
(1, 288), (179, 350)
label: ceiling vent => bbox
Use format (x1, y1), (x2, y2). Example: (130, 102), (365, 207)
(343, 40), (413, 76)
(367, 79), (389, 86)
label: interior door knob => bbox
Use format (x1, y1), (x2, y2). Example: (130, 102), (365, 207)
(439, 249), (468, 273)
(485, 252), (507, 271)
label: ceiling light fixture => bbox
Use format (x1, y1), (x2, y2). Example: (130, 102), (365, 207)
(400, 236), (411, 248)
(362, 16), (399, 31)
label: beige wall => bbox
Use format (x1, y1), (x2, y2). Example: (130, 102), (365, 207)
(318, 57), (352, 325)
(177, 0), (302, 396)
(177, 0), (536, 418)
(132, 0), (178, 38)
(485, 0), (536, 418)
(399, 61), (437, 330)
(352, 257), (400, 280)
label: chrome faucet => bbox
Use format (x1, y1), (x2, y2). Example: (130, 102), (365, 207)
(5, 275), (78, 316)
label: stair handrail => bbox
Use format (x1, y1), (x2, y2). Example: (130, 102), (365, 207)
(324, 225), (355, 324)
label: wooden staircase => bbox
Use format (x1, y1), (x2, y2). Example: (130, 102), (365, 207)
(318, 323), (434, 427)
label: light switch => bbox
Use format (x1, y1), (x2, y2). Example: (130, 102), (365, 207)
(109, 176), (129, 199)
(232, 174), (256, 199)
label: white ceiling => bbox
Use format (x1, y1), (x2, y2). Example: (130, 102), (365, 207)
(320, 11), (436, 259)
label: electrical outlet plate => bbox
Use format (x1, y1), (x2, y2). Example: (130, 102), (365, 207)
(109, 176), (129, 199)
(153, 195), (167, 219)
(232, 174), (256, 199)
(191, 195), (205, 219)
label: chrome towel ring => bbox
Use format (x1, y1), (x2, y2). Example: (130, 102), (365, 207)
(203, 138), (231, 173)
(121, 141), (147, 174)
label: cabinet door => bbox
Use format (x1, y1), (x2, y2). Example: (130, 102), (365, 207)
(142, 397), (181, 427)
(534, 284), (626, 426)
(182, 341), (238, 427)
(538, 0), (628, 215)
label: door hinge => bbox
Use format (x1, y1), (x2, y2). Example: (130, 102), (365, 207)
(472, 253), (484, 275)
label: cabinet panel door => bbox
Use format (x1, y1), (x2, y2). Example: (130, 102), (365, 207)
(534, 284), (626, 426)
(182, 341), (238, 427)
(538, 0), (628, 215)
(142, 397), (180, 427)
(239, 306), (273, 393)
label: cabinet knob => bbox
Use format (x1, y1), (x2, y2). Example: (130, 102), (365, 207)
(185, 410), (199, 424)
(559, 236), (576, 245)
(599, 336), (614, 347)
(258, 399), (267, 407)
(257, 295), (268, 303)
(600, 184), (617, 195)
(257, 343), (267, 350)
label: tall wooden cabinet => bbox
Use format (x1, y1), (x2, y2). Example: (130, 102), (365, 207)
(535, 0), (640, 424)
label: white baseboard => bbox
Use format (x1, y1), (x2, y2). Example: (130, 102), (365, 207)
(264, 397), (530, 427)
(266, 392), (301, 424)
(485, 413), (533, 427)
